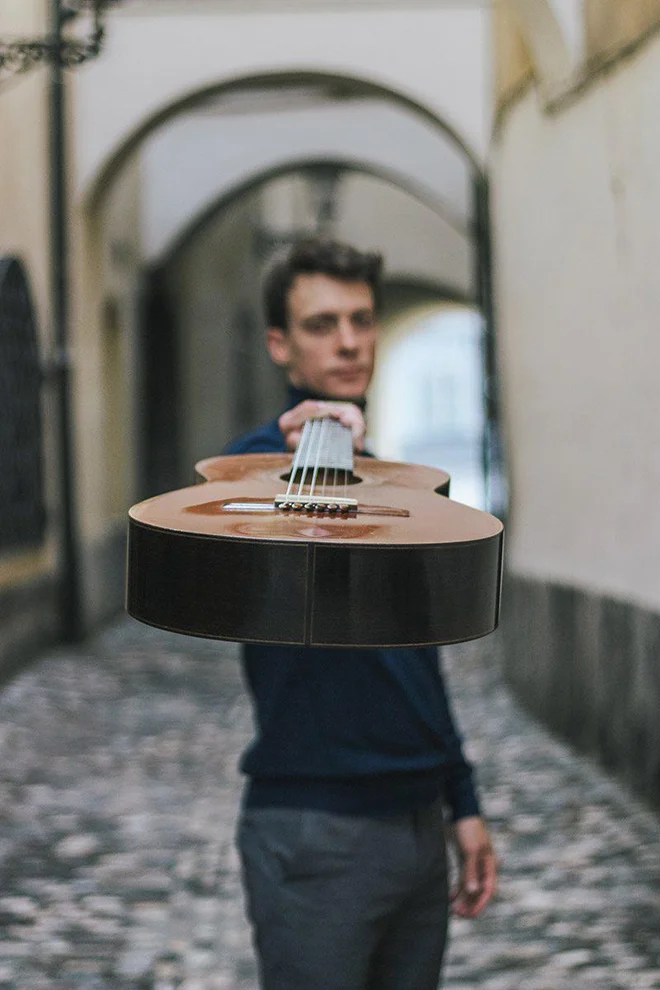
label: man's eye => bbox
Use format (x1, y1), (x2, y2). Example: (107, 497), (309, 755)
(353, 312), (376, 329)
(306, 318), (335, 333)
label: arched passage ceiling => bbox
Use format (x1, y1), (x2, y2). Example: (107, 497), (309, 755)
(73, 2), (491, 201)
(140, 98), (473, 264)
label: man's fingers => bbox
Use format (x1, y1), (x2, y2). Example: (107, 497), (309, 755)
(452, 851), (480, 918)
(278, 400), (326, 433)
(450, 816), (498, 919)
(467, 858), (497, 917)
(463, 851), (480, 896)
(482, 849), (498, 900)
(452, 849), (498, 919)
(285, 430), (303, 452)
(278, 400), (366, 452)
(278, 401), (323, 451)
(311, 402), (365, 450)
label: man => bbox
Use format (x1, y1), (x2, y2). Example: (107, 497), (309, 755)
(225, 239), (496, 990)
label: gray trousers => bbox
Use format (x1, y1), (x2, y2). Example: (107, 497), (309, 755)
(237, 799), (449, 990)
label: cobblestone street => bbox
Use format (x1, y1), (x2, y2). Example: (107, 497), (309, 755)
(0, 618), (658, 990)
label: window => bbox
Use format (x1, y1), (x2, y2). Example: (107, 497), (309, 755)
(0, 258), (46, 552)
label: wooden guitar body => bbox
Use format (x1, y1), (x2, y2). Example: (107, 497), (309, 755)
(127, 452), (504, 648)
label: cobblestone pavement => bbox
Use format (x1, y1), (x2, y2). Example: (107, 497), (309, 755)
(0, 619), (658, 990)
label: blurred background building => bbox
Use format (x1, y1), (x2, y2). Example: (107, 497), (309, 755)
(1, 0), (659, 810)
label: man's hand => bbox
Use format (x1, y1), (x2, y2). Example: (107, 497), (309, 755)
(449, 816), (497, 918)
(278, 400), (366, 453)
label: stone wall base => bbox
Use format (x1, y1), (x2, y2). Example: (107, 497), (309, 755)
(83, 523), (127, 630)
(0, 522), (127, 682)
(502, 574), (660, 813)
(0, 576), (59, 683)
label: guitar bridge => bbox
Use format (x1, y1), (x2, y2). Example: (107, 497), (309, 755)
(275, 494), (358, 514)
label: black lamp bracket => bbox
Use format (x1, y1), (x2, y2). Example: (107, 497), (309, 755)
(0, 1), (111, 80)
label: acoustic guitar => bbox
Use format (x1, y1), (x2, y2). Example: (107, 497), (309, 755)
(126, 417), (504, 648)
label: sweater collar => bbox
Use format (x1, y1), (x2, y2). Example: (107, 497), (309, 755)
(286, 383), (367, 412)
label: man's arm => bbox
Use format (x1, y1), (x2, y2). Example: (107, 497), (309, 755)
(222, 420), (285, 455)
(434, 653), (498, 917)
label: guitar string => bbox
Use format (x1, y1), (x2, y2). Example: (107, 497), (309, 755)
(296, 418), (319, 499)
(323, 419), (341, 502)
(298, 419), (325, 499)
(321, 434), (329, 497)
(308, 417), (328, 499)
(323, 419), (335, 499)
(283, 417), (354, 508)
(333, 419), (349, 504)
(285, 419), (311, 500)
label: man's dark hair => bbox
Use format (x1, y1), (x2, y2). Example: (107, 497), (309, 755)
(263, 238), (384, 330)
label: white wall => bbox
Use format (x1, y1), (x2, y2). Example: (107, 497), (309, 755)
(139, 99), (471, 263)
(336, 173), (472, 295)
(73, 2), (491, 199)
(493, 32), (660, 610)
(549, 0), (586, 63)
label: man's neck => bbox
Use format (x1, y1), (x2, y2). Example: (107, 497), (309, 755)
(286, 382), (367, 411)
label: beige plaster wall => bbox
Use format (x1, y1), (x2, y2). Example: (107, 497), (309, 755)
(493, 30), (660, 611)
(494, 0), (660, 114)
(0, 2), (49, 313)
(74, 1), (491, 200)
(0, 0), (54, 589)
(1, 4), (146, 609)
(1, 0), (44, 36)
(65, 154), (146, 627)
(0, 80), (49, 321)
(493, 0), (535, 105)
(585, 0), (660, 62)
(75, 158), (143, 533)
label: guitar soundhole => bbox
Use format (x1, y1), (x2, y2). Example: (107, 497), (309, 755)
(280, 469), (362, 486)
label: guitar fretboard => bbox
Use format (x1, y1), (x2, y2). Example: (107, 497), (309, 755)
(294, 417), (354, 474)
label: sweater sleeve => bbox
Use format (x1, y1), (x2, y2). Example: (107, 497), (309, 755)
(222, 418), (285, 455)
(435, 651), (482, 821)
(444, 762), (481, 821)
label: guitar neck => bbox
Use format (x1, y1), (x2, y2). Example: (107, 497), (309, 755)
(291, 417), (354, 475)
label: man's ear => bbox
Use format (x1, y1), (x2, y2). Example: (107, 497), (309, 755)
(266, 327), (290, 368)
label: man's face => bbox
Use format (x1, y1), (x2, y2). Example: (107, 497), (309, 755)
(266, 274), (378, 401)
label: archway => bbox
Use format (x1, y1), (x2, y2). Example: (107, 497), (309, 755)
(83, 69), (485, 208)
(159, 156), (471, 268)
(139, 156), (483, 497)
(84, 67), (502, 510)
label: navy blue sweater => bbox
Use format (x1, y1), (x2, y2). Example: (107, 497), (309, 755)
(224, 388), (480, 820)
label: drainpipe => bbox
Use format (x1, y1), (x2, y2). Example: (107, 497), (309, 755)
(473, 172), (507, 520)
(49, 0), (83, 642)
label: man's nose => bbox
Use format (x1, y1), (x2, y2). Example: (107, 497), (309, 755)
(336, 318), (358, 350)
